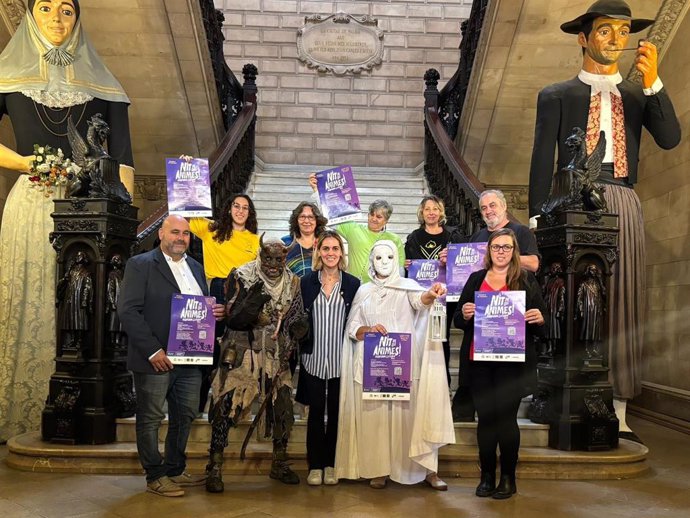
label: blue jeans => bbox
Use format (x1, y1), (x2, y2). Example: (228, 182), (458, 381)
(133, 367), (201, 482)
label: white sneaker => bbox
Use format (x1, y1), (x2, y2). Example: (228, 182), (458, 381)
(307, 469), (323, 486)
(323, 466), (338, 485)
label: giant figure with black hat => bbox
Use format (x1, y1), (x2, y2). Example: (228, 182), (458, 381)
(528, 0), (681, 441)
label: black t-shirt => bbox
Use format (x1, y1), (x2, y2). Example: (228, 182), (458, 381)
(404, 227), (451, 260)
(469, 221), (540, 258)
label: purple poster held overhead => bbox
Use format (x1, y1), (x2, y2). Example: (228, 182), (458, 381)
(166, 158), (213, 217)
(473, 291), (526, 362)
(362, 332), (411, 400)
(407, 259), (446, 304)
(446, 243), (487, 301)
(167, 294), (216, 365)
(315, 165), (362, 224)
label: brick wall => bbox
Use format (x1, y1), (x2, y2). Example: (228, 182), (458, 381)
(219, 0), (472, 168)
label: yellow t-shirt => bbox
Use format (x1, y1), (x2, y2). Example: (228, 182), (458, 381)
(190, 218), (259, 280)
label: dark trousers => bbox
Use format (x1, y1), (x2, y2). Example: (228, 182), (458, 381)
(199, 277), (226, 413)
(469, 361), (523, 477)
(300, 368), (340, 470)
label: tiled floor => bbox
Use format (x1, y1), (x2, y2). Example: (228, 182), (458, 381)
(1, 416), (688, 518)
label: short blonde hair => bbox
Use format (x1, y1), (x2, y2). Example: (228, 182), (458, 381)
(416, 195), (447, 226)
(312, 230), (347, 271)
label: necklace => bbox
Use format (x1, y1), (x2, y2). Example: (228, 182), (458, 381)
(33, 101), (88, 137)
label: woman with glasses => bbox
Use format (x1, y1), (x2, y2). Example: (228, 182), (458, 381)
(281, 202), (328, 278)
(189, 193), (259, 412)
(454, 228), (547, 499)
(296, 231), (360, 486)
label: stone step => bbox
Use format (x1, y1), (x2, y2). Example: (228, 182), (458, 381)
(6, 431), (649, 480)
(113, 417), (549, 448)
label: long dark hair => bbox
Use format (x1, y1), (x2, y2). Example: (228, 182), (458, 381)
(484, 228), (525, 290)
(288, 201), (328, 239)
(209, 194), (258, 243)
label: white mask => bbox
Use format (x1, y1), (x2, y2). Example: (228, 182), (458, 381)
(372, 244), (395, 278)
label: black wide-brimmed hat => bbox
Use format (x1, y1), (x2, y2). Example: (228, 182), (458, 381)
(560, 0), (654, 34)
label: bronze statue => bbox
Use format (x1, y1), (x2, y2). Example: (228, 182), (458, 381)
(57, 251), (93, 352)
(576, 264), (606, 358)
(543, 261), (566, 356)
(67, 113), (132, 203)
(541, 127), (608, 215)
(106, 254), (126, 350)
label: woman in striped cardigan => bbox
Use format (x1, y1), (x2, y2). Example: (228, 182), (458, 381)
(296, 230), (360, 486)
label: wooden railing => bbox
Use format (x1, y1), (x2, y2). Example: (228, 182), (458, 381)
(423, 68), (484, 239)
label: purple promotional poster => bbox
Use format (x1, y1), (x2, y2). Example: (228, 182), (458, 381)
(315, 165), (362, 224)
(407, 259), (446, 304)
(167, 294), (216, 365)
(473, 291), (526, 362)
(362, 332), (412, 400)
(166, 158), (213, 217)
(446, 243), (487, 301)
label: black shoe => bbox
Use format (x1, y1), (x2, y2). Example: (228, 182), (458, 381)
(205, 452), (224, 493)
(475, 472), (496, 497)
(492, 474), (517, 499)
(270, 460), (300, 484)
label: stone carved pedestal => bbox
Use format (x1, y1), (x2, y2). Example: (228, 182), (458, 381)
(42, 199), (138, 444)
(530, 210), (620, 451)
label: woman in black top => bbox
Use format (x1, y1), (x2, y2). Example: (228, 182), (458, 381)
(454, 228), (547, 499)
(404, 195), (454, 384)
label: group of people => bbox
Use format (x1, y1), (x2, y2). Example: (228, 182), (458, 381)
(117, 177), (546, 501)
(0, 0), (680, 506)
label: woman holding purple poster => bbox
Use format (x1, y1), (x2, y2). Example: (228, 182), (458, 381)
(404, 195), (456, 385)
(335, 240), (454, 490)
(189, 193), (259, 412)
(296, 231), (360, 486)
(454, 228), (547, 499)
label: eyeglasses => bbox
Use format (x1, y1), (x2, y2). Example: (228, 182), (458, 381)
(490, 244), (514, 252)
(298, 215), (316, 221)
(231, 203), (250, 212)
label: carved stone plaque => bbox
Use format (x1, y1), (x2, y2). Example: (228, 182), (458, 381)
(297, 12), (384, 75)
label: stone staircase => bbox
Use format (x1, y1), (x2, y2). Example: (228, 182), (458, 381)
(248, 162), (427, 241)
(5, 163), (650, 480)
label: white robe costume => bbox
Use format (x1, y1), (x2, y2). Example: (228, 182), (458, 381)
(335, 241), (455, 484)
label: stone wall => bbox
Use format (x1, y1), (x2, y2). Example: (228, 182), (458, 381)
(633, 7), (690, 431)
(218, 0), (473, 168)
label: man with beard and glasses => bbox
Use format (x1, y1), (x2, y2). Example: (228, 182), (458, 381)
(442, 189), (539, 422)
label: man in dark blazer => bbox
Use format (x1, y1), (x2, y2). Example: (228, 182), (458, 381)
(118, 214), (222, 497)
(528, 0), (681, 441)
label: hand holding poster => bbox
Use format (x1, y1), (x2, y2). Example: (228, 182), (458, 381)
(167, 294), (216, 365)
(407, 259), (446, 304)
(446, 243), (487, 301)
(362, 332), (411, 400)
(473, 291), (526, 362)
(166, 157), (212, 217)
(315, 165), (362, 224)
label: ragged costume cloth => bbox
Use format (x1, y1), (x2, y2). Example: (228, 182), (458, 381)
(335, 240), (455, 484)
(205, 238), (307, 490)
